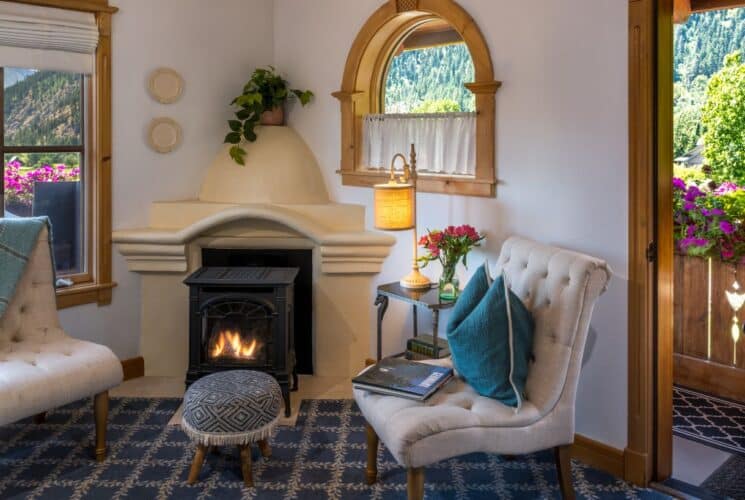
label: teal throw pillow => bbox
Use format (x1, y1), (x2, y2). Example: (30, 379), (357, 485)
(446, 264), (535, 408)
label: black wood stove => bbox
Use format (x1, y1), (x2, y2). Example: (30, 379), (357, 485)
(184, 266), (298, 416)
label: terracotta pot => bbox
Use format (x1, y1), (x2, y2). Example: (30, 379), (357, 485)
(260, 106), (285, 126)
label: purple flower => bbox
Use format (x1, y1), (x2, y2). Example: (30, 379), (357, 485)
(720, 220), (735, 234)
(702, 208), (724, 217)
(679, 237), (710, 249)
(715, 182), (739, 195)
(684, 186), (704, 202)
(722, 246), (735, 260)
(684, 201), (696, 211)
(673, 178), (686, 190)
(686, 225), (696, 237)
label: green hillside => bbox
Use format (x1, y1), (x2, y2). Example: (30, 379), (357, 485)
(385, 43), (475, 113)
(675, 8), (745, 84)
(3, 70), (82, 148)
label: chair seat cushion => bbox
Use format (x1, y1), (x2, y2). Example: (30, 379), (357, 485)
(446, 265), (535, 408)
(0, 336), (123, 426)
(353, 358), (567, 467)
(182, 370), (282, 446)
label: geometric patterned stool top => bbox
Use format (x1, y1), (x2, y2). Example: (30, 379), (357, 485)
(181, 370), (282, 447)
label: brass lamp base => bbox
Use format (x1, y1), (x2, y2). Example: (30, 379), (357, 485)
(400, 268), (431, 290)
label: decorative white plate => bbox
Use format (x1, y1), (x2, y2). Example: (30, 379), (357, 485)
(147, 67), (184, 104)
(147, 117), (182, 154)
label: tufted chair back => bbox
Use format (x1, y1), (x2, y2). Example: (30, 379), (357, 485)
(493, 237), (611, 420)
(0, 227), (66, 349)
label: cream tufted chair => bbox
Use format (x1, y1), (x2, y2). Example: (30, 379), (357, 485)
(355, 237), (612, 500)
(0, 228), (123, 461)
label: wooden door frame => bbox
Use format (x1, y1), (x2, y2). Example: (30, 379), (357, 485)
(627, 0), (674, 485)
(628, 0), (745, 486)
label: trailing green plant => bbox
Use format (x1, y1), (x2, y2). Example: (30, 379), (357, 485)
(224, 67), (313, 165)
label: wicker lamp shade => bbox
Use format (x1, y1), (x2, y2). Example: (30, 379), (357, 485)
(374, 182), (415, 231)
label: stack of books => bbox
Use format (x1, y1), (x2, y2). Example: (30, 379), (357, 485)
(352, 357), (453, 401)
(406, 334), (450, 360)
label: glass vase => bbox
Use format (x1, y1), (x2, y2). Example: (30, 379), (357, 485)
(439, 266), (459, 300)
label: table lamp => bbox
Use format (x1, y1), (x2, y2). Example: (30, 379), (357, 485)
(374, 144), (431, 290)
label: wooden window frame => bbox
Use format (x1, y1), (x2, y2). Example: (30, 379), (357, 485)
(2, 0), (117, 309)
(333, 0), (500, 197)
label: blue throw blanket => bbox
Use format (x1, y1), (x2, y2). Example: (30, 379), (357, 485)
(0, 217), (53, 318)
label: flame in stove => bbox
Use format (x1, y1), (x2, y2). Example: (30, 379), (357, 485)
(211, 331), (258, 359)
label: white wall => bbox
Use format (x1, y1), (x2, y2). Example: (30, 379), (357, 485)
(58, 0), (275, 358)
(273, 0), (629, 449)
(60, 0), (630, 450)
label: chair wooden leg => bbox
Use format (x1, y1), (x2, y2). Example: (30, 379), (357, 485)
(239, 445), (254, 487)
(258, 439), (271, 458)
(93, 391), (109, 462)
(555, 445), (575, 500)
(187, 444), (207, 484)
(33, 412), (46, 424)
(407, 467), (425, 500)
(365, 423), (379, 485)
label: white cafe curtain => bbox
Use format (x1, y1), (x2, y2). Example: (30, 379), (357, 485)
(0, 1), (98, 74)
(362, 112), (476, 176)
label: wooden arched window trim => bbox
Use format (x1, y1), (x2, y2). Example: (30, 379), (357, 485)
(333, 0), (500, 197)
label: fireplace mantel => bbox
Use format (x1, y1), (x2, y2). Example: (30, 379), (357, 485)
(113, 202), (394, 274)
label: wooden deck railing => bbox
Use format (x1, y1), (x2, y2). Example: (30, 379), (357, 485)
(674, 254), (745, 401)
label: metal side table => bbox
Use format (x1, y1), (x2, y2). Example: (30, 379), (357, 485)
(374, 282), (456, 361)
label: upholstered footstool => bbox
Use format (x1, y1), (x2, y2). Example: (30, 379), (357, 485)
(181, 370), (282, 486)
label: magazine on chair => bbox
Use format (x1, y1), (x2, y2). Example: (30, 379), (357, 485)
(352, 357), (453, 401)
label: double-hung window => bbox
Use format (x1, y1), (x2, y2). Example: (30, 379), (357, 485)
(0, 0), (115, 308)
(2, 67), (87, 276)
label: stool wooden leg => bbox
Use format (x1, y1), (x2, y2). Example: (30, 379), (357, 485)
(407, 467), (425, 500)
(94, 391), (109, 462)
(258, 439), (271, 458)
(187, 444), (207, 484)
(366, 424), (379, 485)
(239, 445), (254, 487)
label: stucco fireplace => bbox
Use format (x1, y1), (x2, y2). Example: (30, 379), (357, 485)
(112, 127), (395, 379)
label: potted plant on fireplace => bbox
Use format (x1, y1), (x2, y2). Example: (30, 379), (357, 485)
(224, 66), (314, 165)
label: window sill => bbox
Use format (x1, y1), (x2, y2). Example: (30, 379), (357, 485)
(338, 170), (496, 197)
(56, 281), (116, 309)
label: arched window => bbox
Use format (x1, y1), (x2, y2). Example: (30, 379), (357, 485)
(333, 0), (500, 197)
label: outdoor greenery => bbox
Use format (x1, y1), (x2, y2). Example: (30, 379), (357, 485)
(385, 43), (475, 113)
(675, 8), (745, 84)
(4, 69), (82, 168)
(674, 177), (745, 262)
(701, 51), (745, 184)
(3, 158), (79, 214)
(224, 66), (313, 165)
(2, 69), (82, 215)
(672, 9), (745, 261)
(674, 8), (745, 159)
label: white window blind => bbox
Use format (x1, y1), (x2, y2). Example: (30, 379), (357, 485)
(362, 113), (476, 176)
(0, 1), (98, 74)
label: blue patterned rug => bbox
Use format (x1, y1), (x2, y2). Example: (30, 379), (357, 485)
(0, 398), (668, 499)
(673, 385), (745, 457)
